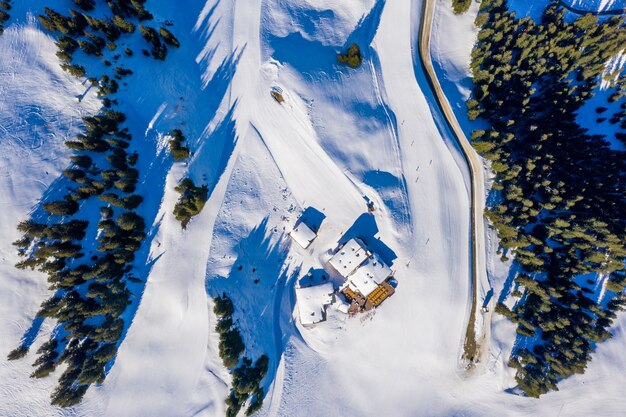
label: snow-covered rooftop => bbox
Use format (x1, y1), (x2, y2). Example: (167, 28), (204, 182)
(296, 282), (335, 326)
(347, 254), (392, 297)
(347, 271), (379, 298)
(363, 253), (392, 285)
(328, 238), (369, 278)
(290, 222), (317, 248)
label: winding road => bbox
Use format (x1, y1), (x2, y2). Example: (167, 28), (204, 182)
(417, 0), (491, 367)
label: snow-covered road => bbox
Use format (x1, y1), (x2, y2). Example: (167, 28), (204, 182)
(419, 0), (492, 367)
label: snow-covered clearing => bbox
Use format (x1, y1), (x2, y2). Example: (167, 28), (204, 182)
(1, 0), (626, 416)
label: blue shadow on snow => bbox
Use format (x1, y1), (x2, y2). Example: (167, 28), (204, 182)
(207, 217), (298, 400)
(297, 206), (326, 233)
(338, 213), (397, 265)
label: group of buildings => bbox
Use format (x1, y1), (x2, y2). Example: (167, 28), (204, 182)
(290, 216), (396, 326)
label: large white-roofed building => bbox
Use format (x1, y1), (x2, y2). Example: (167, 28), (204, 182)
(329, 238), (395, 313)
(346, 253), (392, 297)
(350, 253), (392, 288)
(328, 238), (369, 278)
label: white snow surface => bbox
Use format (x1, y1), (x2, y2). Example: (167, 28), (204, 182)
(1, 1), (626, 417)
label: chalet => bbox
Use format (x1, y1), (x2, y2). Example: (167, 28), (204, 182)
(329, 238), (395, 313)
(295, 282), (335, 326)
(290, 221), (317, 249)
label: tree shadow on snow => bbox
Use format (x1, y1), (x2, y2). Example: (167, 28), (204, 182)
(206, 217), (299, 398)
(17, 317), (44, 351)
(106, 52), (242, 376)
(191, 103), (238, 201)
(110, 59), (242, 371)
(266, 0), (385, 79)
(497, 262), (521, 304)
(268, 31), (337, 76)
(363, 170), (412, 227)
(345, 0), (386, 52)
(195, 48), (244, 139)
(193, 0), (222, 64)
(338, 213), (397, 265)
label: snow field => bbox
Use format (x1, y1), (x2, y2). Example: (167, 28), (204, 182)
(2, 0), (626, 416)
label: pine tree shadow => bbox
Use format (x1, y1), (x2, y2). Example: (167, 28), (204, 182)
(191, 103), (238, 201)
(497, 262), (521, 304)
(194, 48), (244, 146)
(265, 0), (385, 78)
(207, 216), (299, 400)
(344, 0), (386, 51)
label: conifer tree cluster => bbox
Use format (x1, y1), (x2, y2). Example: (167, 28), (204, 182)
(452, 0), (472, 15)
(168, 129), (191, 161)
(37, 1), (178, 66)
(213, 294), (269, 417)
(337, 44), (363, 68)
(0, 1), (12, 35)
(8, 0), (181, 407)
(470, 0), (626, 397)
(11, 108), (145, 407)
(173, 178), (208, 228)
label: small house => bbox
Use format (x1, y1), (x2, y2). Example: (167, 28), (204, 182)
(296, 282), (335, 326)
(290, 221), (317, 249)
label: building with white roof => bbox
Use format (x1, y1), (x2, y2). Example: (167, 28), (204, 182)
(290, 222), (317, 249)
(346, 270), (379, 298)
(295, 282), (335, 326)
(328, 238), (369, 278)
(345, 253), (393, 297)
(327, 237), (395, 313)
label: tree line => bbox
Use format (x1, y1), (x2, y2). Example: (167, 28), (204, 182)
(470, 0), (626, 397)
(214, 294), (269, 417)
(0, 0), (12, 34)
(7, 0), (182, 407)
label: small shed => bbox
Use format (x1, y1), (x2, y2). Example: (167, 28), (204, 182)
(296, 282), (335, 326)
(290, 222), (317, 249)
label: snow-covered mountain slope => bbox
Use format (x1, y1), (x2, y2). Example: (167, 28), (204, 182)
(0, 23), (101, 417)
(1, 0), (626, 416)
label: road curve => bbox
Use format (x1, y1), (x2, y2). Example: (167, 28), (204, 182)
(417, 0), (491, 367)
